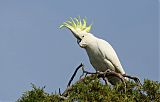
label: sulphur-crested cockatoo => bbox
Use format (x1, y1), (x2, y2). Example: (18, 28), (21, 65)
(60, 17), (127, 85)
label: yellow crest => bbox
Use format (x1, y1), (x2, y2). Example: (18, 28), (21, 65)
(59, 16), (92, 33)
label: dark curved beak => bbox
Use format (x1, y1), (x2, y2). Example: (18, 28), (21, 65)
(77, 39), (81, 44)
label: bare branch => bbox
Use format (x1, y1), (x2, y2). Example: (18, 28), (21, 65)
(67, 63), (83, 87)
(57, 95), (68, 100)
(122, 74), (142, 86)
(61, 63), (142, 98)
(58, 88), (61, 95)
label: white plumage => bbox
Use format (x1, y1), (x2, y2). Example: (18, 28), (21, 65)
(79, 33), (125, 74)
(79, 33), (126, 84)
(60, 17), (127, 84)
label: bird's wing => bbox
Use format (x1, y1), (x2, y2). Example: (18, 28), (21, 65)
(96, 38), (125, 74)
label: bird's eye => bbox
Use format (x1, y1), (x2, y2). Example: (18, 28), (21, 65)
(82, 35), (84, 37)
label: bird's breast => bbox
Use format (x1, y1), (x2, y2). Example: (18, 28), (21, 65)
(85, 45), (107, 71)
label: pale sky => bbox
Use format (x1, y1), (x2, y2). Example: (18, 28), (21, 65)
(0, 0), (159, 101)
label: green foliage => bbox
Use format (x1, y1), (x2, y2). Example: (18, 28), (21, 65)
(17, 77), (160, 102)
(17, 84), (60, 102)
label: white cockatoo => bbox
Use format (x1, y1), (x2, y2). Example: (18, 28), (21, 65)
(60, 17), (127, 85)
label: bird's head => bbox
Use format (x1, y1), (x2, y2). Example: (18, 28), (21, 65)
(59, 17), (92, 43)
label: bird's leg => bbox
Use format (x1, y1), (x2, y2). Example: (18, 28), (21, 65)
(96, 71), (110, 85)
(104, 69), (127, 92)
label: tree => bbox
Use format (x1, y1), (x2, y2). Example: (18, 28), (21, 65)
(17, 75), (160, 102)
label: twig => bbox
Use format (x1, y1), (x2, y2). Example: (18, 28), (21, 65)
(67, 63), (83, 87)
(81, 66), (97, 75)
(59, 88), (61, 95)
(122, 74), (142, 86)
(57, 95), (68, 100)
(102, 77), (110, 85)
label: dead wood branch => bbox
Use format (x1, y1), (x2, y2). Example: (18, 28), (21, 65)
(60, 63), (142, 98)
